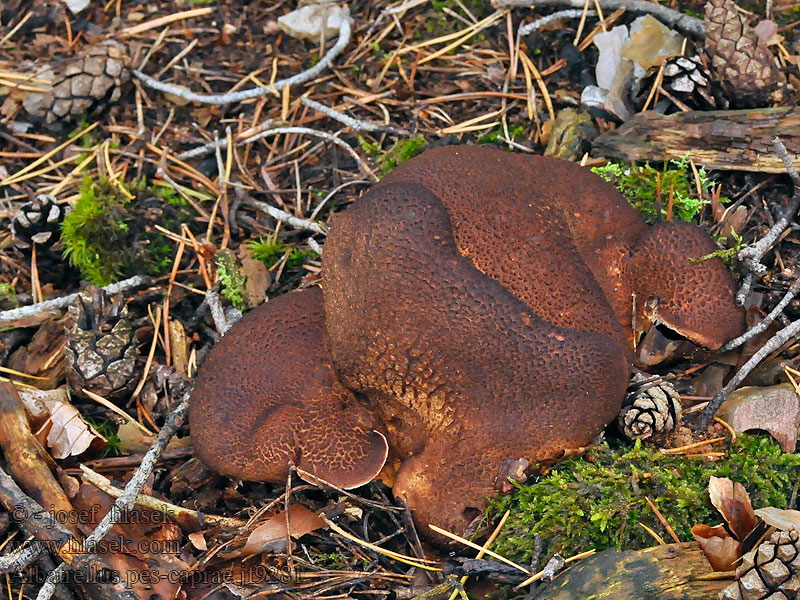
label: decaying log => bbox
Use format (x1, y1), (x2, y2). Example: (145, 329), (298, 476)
(592, 108), (800, 173)
(0, 382), (80, 538)
(536, 542), (730, 599)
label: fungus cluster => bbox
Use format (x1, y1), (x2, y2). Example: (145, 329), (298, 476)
(190, 145), (745, 539)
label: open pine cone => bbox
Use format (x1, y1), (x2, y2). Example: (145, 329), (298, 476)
(704, 0), (786, 108)
(22, 41), (130, 125)
(720, 529), (800, 600)
(11, 194), (65, 252)
(618, 374), (682, 440)
(65, 286), (139, 400)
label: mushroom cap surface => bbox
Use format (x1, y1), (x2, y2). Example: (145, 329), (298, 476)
(323, 179), (631, 534)
(190, 287), (388, 489)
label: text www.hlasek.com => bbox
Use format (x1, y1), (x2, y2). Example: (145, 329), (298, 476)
(21, 562), (294, 586)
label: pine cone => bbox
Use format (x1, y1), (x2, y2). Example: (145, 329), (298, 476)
(720, 529), (800, 600)
(23, 41), (130, 125)
(637, 56), (717, 111)
(65, 286), (139, 399)
(704, 0), (786, 108)
(11, 194), (65, 252)
(618, 374), (682, 440)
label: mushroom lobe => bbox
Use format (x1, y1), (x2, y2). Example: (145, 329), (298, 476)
(190, 287), (388, 489)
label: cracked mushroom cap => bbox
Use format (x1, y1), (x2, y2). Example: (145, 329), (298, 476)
(189, 287), (388, 489)
(627, 220), (746, 351)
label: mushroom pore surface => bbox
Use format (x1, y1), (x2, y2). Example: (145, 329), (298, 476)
(190, 145), (745, 540)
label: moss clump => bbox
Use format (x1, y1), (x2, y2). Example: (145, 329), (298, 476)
(425, 0), (490, 36)
(61, 177), (190, 286)
(591, 157), (727, 224)
(359, 135), (428, 176)
(215, 250), (247, 312)
(248, 235), (316, 270)
(477, 124), (525, 146)
(490, 435), (800, 562)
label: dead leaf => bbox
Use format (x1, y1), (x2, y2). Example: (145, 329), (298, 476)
(18, 386), (105, 459)
(169, 319), (190, 378)
(692, 523), (741, 571)
(754, 507), (800, 532)
(242, 505), (324, 556)
(717, 384), (800, 452)
(708, 476), (759, 543)
(238, 245), (270, 308)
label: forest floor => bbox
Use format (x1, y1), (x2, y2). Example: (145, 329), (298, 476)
(1, 1), (800, 599)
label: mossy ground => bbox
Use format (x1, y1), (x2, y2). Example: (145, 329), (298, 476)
(489, 435), (800, 562)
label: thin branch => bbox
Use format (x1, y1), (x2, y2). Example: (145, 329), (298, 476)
(722, 277), (800, 352)
(300, 97), (411, 135)
(36, 392), (190, 600)
(518, 9), (593, 37)
(237, 126), (378, 181)
(0, 275), (151, 327)
(246, 196), (328, 235)
(698, 316), (800, 430)
(735, 137), (800, 305)
(0, 542), (46, 573)
(493, 0), (705, 39)
(132, 20), (352, 105)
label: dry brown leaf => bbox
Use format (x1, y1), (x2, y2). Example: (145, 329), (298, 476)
(18, 386), (105, 458)
(754, 507), (800, 532)
(692, 523), (741, 571)
(708, 476), (758, 542)
(242, 505), (324, 556)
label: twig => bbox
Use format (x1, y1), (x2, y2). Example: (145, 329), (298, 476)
(236, 126), (378, 181)
(205, 288), (233, 335)
(722, 277), (800, 352)
(132, 20), (352, 105)
(697, 316), (800, 430)
(0, 275), (151, 327)
(176, 120), (275, 160)
(519, 9), (593, 37)
(0, 542), (46, 574)
(246, 195), (328, 235)
(36, 392), (190, 600)
(736, 138), (800, 296)
(300, 97), (411, 135)
(493, 0), (705, 39)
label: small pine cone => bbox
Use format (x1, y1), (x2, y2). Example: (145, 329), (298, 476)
(638, 56), (717, 111)
(618, 374), (682, 440)
(720, 529), (800, 600)
(24, 41), (130, 125)
(65, 286), (139, 400)
(704, 0), (786, 108)
(11, 194), (65, 252)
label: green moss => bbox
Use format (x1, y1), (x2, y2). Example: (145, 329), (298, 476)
(215, 250), (247, 312)
(489, 435), (800, 562)
(85, 418), (122, 457)
(693, 229), (747, 266)
(359, 135), (428, 177)
(60, 177), (187, 286)
(591, 157), (727, 224)
(248, 235), (316, 271)
(477, 124), (525, 146)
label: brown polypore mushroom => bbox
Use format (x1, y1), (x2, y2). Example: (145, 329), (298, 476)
(190, 145), (745, 539)
(190, 287), (388, 489)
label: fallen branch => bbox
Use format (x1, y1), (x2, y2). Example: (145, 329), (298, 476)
(493, 0), (705, 39)
(722, 278), (800, 352)
(132, 20), (352, 105)
(300, 97), (411, 135)
(0, 275), (151, 327)
(35, 392), (190, 600)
